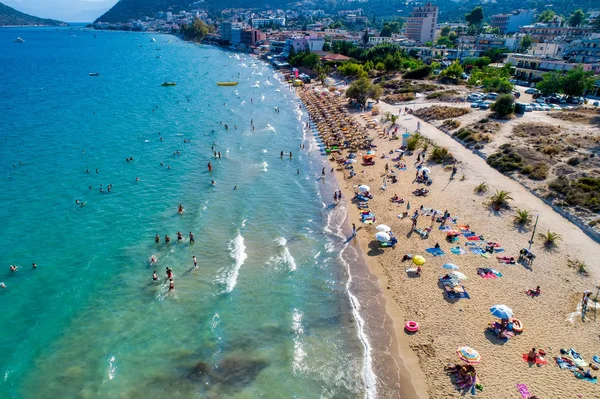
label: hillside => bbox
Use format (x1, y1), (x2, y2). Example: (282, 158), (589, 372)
(96, 0), (597, 24)
(0, 2), (67, 26)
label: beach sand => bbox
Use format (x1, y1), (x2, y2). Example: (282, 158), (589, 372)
(303, 89), (600, 398)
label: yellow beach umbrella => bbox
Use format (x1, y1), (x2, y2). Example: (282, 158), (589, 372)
(413, 255), (426, 266)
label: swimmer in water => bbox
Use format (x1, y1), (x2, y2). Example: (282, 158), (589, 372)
(165, 235), (171, 243)
(211, 180), (216, 186)
(189, 231), (195, 242)
(153, 271), (158, 281)
(193, 256), (197, 268)
(169, 278), (174, 290)
(155, 234), (160, 243)
(10, 265), (17, 271)
(150, 256), (157, 265)
(178, 204), (184, 213)
(166, 267), (173, 278)
(32, 263), (37, 269)
(233, 186), (237, 190)
(0, 282), (5, 288)
(208, 162), (212, 172)
(177, 231), (183, 241)
(136, 177), (140, 181)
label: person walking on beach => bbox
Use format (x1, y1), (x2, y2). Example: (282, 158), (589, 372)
(352, 223), (356, 236)
(193, 256), (198, 269)
(582, 290), (592, 313)
(322, 167), (326, 177)
(338, 190), (342, 200)
(333, 191), (338, 203)
(189, 232), (195, 243)
(417, 121), (421, 132)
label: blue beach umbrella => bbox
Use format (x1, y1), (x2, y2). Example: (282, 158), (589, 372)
(443, 263), (459, 270)
(490, 304), (513, 319)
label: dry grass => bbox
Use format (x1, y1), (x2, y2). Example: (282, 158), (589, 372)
(384, 92), (416, 103)
(547, 109), (600, 124)
(512, 123), (560, 138)
(441, 119), (461, 130)
(413, 106), (470, 121)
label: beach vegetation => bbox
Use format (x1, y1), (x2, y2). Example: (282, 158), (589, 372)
(549, 176), (600, 213)
(491, 94), (515, 118)
(403, 66), (431, 80)
(181, 18), (211, 42)
(336, 62), (368, 78)
(487, 145), (523, 173)
(527, 162), (549, 180)
(513, 209), (532, 226)
(406, 133), (421, 151)
(440, 61), (463, 80)
(345, 77), (382, 107)
(441, 119), (461, 130)
(567, 259), (589, 276)
(413, 106), (470, 121)
(474, 182), (488, 194)
(539, 230), (562, 248)
(468, 65), (513, 93)
(426, 90), (460, 101)
(429, 145), (453, 163)
(535, 66), (595, 97)
(489, 190), (513, 210)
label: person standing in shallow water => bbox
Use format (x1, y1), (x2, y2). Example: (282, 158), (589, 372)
(189, 231), (195, 243)
(155, 234), (160, 243)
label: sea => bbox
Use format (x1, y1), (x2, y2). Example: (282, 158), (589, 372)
(0, 27), (381, 398)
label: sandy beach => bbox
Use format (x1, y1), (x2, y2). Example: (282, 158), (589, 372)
(299, 86), (600, 398)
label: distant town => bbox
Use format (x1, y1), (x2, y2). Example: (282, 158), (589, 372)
(93, 4), (600, 96)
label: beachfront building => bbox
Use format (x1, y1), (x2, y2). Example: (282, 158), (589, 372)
(529, 41), (569, 58)
(564, 36), (600, 64)
(519, 21), (593, 43)
(251, 17), (286, 29)
(219, 22), (243, 43)
(490, 10), (535, 34)
(506, 53), (595, 82)
(284, 34), (325, 54)
(405, 3), (438, 44)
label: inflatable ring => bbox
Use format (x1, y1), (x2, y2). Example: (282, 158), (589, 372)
(405, 321), (419, 332)
(510, 318), (524, 333)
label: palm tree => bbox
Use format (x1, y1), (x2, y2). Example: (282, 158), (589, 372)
(389, 114), (398, 127)
(539, 230), (562, 248)
(474, 182), (488, 195)
(513, 209), (532, 226)
(489, 190), (513, 210)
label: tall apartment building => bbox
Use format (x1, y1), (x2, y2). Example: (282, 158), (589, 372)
(490, 10), (535, 34)
(405, 3), (438, 44)
(219, 22), (243, 43)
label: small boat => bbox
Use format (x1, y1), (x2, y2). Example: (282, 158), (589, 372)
(216, 82), (238, 86)
(151, 37), (156, 42)
(89, 72), (99, 76)
(161, 82), (177, 86)
(14, 37), (25, 43)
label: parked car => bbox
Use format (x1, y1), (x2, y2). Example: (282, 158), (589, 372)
(525, 104), (533, 112)
(541, 104), (551, 111)
(535, 97), (547, 104)
(593, 101), (599, 107)
(466, 93), (483, 101)
(525, 88), (538, 95)
(512, 91), (521, 98)
(550, 104), (562, 110)
(529, 103), (542, 111)
(479, 101), (493, 110)
(486, 92), (499, 100)
(471, 101), (482, 108)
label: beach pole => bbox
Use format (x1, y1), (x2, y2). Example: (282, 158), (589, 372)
(528, 213), (540, 251)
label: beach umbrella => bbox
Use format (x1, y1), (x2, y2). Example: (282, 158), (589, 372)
(346, 159), (357, 163)
(375, 232), (391, 242)
(448, 271), (467, 280)
(490, 304), (513, 319)
(366, 150), (376, 155)
(413, 255), (426, 266)
(421, 167), (431, 174)
(376, 224), (391, 232)
(443, 263), (459, 270)
(358, 185), (370, 193)
(457, 346), (481, 364)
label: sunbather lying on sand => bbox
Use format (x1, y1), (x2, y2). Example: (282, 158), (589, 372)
(497, 256), (516, 264)
(526, 286), (541, 297)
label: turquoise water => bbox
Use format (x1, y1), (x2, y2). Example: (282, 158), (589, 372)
(0, 28), (374, 398)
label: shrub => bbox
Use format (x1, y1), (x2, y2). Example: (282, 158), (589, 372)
(487, 145), (523, 173)
(539, 230), (562, 248)
(541, 145), (561, 156)
(403, 65), (431, 80)
(489, 190), (513, 210)
(474, 182), (488, 194)
(406, 133), (421, 151)
(441, 119), (461, 130)
(566, 157), (581, 166)
(529, 163), (549, 180)
(491, 94), (515, 118)
(413, 106), (470, 121)
(567, 259), (589, 276)
(429, 146), (453, 163)
(513, 209), (532, 226)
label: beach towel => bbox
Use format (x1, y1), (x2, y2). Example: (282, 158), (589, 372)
(515, 384), (530, 399)
(444, 285), (470, 299)
(494, 248), (505, 253)
(426, 248), (446, 256)
(570, 348), (587, 368)
(593, 355), (600, 364)
(394, 165), (407, 170)
(464, 242), (480, 247)
(467, 236), (483, 241)
(555, 357), (577, 371)
(458, 224), (470, 231)
(450, 247), (467, 255)
(481, 253), (490, 259)
(470, 248), (485, 255)
(496, 256), (516, 265)
(463, 231), (476, 237)
(438, 225), (451, 231)
(574, 371), (598, 384)
(522, 354), (548, 365)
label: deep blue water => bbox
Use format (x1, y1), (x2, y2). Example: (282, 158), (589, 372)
(0, 27), (372, 398)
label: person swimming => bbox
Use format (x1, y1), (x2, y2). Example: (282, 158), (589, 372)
(166, 267), (173, 279)
(169, 278), (174, 290)
(165, 235), (170, 243)
(0, 282), (5, 288)
(177, 231), (183, 241)
(178, 204), (184, 213)
(32, 263), (37, 269)
(150, 256), (157, 265)
(153, 271), (158, 281)
(9, 265), (17, 271)
(211, 180), (216, 186)
(189, 231), (195, 242)
(155, 234), (160, 243)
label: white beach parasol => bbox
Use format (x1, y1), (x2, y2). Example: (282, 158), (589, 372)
(375, 232), (391, 242)
(376, 224), (392, 232)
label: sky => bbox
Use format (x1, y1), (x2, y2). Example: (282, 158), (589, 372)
(4, 0), (118, 22)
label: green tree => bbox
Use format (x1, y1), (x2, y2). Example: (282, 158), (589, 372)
(489, 27), (500, 34)
(491, 94), (515, 118)
(448, 32), (458, 41)
(380, 21), (401, 37)
(465, 6), (484, 27)
(346, 77), (382, 107)
(537, 10), (556, 23)
(536, 72), (562, 95)
(322, 42), (332, 52)
(301, 53), (321, 69)
(519, 35), (533, 52)
(440, 25), (451, 37)
(441, 61), (464, 79)
(483, 47), (509, 63)
(181, 18), (210, 42)
(562, 66), (596, 97)
(436, 36), (454, 47)
(568, 9), (586, 27)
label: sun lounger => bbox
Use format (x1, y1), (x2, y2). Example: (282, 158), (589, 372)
(470, 247), (485, 255)
(426, 247), (445, 256)
(444, 285), (470, 299)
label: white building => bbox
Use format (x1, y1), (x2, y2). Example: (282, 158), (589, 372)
(405, 3), (438, 44)
(285, 34), (325, 54)
(252, 18), (286, 29)
(490, 10), (535, 34)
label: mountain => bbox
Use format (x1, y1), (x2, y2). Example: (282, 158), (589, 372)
(96, 0), (188, 23)
(0, 2), (67, 26)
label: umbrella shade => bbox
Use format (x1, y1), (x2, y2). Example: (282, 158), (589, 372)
(358, 185), (370, 192)
(448, 271), (467, 280)
(457, 346), (481, 364)
(376, 224), (391, 232)
(413, 255), (426, 266)
(443, 263), (459, 270)
(375, 232), (391, 242)
(421, 167), (431, 174)
(490, 304), (513, 319)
